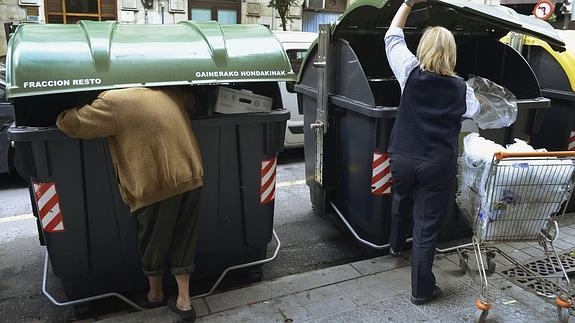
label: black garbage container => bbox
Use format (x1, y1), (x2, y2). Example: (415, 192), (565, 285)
(5, 21), (294, 301)
(295, 0), (563, 249)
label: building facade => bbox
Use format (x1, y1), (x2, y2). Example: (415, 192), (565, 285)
(1, 0), (354, 55)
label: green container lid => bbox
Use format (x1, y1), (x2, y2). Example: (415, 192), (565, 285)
(6, 21), (295, 99)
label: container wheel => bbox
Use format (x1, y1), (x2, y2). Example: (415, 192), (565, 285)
(459, 252), (469, 274)
(474, 309), (488, 322)
(557, 305), (570, 323)
(486, 253), (496, 274)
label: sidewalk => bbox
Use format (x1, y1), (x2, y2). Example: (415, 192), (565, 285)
(103, 224), (575, 322)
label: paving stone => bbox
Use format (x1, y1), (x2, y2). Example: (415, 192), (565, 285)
(504, 249), (532, 262)
(99, 307), (179, 323)
(205, 264), (361, 312)
(249, 301), (278, 317)
(335, 274), (382, 294)
(373, 267), (411, 284)
(315, 303), (396, 322)
(560, 226), (575, 235)
(522, 246), (545, 257)
(293, 284), (344, 305)
(323, 295), (357, 313)
(507, 242), (531, 250)
(497, 243), (521, 254)
(386, 278), (411, 294)
(371, 295), (428, 321)
(348, 288), (379, 306)
(439, 252), (463, 266)
(350, 255), (409, 276)
(192, 298), (210, 317)
(317, 295), (426, 322)
(250, 312), (286, 323)
(495, 282), (557, 318)
(271, 294), (301, 312)
(279, 305), (312, 321)
(553, 239), (573, 251)
(367, 285), (400, 301)
(303, 300), (334, 319)
(207, 305), (254, 322)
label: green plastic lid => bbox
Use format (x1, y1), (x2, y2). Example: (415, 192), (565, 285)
(6, 21), (295, 99)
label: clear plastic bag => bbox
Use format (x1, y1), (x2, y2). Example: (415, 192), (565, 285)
(467, 76), (518, 130)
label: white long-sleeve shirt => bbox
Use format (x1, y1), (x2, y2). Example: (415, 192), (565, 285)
(384, 26), (480, 118)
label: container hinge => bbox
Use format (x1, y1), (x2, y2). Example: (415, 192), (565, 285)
(313, 23), (332, 186)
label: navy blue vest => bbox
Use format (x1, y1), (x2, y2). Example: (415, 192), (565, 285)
(389, 67), (467, 165)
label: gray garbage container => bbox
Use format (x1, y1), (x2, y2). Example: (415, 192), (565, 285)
(5, 20), (294, 301)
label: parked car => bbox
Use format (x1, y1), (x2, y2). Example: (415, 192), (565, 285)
(0, 57), (15, 175)
(274, 31), (317, 149)
(557, 30), (575, 52)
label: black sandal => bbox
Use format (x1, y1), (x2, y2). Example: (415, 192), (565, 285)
(138, 293), (166, 309)
(167, 297), (196, 322)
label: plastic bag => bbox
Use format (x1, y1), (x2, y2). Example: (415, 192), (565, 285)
(467, 76), (518, 130)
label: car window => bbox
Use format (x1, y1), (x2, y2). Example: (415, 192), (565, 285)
(286, 49), (308, 94)
(286, 49), (307, 75)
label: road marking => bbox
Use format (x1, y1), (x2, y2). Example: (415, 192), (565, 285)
(0, 213), (35, 224)
(277, 179), (306, 188)
(0, 181), (307, 223)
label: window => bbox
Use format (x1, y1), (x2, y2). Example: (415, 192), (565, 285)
(44, 0), (117, 23)
(189, 0), (240, 24)
(287, 49), (307, 75)
(286, 49), (308, 93)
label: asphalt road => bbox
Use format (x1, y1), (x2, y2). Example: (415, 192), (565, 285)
(0, 148), (368, 322)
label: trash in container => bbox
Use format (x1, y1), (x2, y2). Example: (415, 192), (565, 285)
(5, 21), (294, 306)
(295, 0), (564, 249)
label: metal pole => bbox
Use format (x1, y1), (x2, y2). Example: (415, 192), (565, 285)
(42, 230), (281, 308)
(330, 201), (413, 250)
(42, 251), (146, 311)
(191, 230), (282, 299)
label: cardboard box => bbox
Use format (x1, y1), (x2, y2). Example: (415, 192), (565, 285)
(214, 87), (273, 114)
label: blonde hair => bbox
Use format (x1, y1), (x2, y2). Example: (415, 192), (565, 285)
(416, 27), (457, 77)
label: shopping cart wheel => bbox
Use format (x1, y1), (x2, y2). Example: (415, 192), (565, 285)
(486, 252), (496, 274)
(557, 306), (570, 322)
(459, 252), (469, 274)
(475, 299), (491, 323)
(556, 298), (572, 322)
(474, 309), (489, 322)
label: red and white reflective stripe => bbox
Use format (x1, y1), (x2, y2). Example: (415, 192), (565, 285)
(371, 152), (392, 195)
(260, 157), (277, 204)
(32, 182), (65, 232)
(569, 131), (575, 151)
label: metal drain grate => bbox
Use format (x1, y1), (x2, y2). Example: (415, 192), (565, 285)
(500, 250), (575, 303)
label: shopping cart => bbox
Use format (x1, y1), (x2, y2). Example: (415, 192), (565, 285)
(439, 151), (575, 322)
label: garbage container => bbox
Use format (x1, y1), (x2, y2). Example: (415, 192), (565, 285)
(5, 21), (293, 300)
(502, 35), (575, 212)
(295, 0), (563, 248)
(506, 36), (575, 151)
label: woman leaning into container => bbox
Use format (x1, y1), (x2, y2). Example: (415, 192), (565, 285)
(383, 0), (480, 305)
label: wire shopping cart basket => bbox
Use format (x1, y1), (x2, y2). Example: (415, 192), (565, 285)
(438, 151), (575, 322)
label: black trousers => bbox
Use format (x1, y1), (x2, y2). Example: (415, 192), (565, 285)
(388, 154), (456, 298)
(133, 188), (202, 276)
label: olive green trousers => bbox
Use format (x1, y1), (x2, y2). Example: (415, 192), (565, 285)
(133, 188), (202, 276)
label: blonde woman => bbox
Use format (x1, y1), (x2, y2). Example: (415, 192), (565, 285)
(384, 0), (479, 305)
